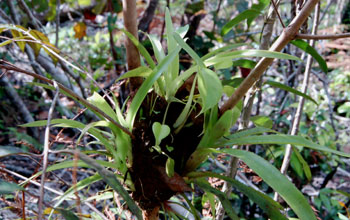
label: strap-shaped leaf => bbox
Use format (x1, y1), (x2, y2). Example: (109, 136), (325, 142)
(265, 80), (318, 104)
(220, 149), (317, 220)
(204, 50), (301, 66)
(173, 32), (205, 68)
(215, 134), (350, 158)
(76, 152), (142, 219)
(221, 9), (261, 36)
(126, 46), (181, 129)
(194, 180), (239, 220)
(290, 39), (328, 74)
(121, 29), (156, 69)
(116, 66), (153, 81)
(188, 172), (288, 220)
(0, 180), (25, 195)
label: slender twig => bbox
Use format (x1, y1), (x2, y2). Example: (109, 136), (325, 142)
(0, 167), (64, 195)
(0, 60), (134, 138)
(219, 0), (320, 115)
(17, 0), (42, 31)
(312, 70), (339, 140)
(38, 81), (59, 220)
(211, 0), (223, 32)
(274, 2), (320, 202)
(216, 3), (280, 218)
(0, 166), (109, 220)
(271, 0), (285, 28)
(0, 8), (13, 23)
(295, 33), (350, 39)
(55, 0), (61, 47)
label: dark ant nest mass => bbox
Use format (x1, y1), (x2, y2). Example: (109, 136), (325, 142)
(129, 77), (205, 210)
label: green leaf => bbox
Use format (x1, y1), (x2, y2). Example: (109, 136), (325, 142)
(76, 152), (142, 219)
(224, 126), (278, 140)
(147, 34), (165, 63)
(201, 43), (247, 60)
(214, 60), (233, 70)
(199, 108), (240, 148)
(21, 119), (118, 160)
(265, 80), (318, 104)
(54, 174), (102, 209)
(78, 0), (91, 6)
(293, 147), (312, 181)
(87, 92), (118, 122)
(0, 180), (25, 195)
(173, 75), (198, 129)
(152, 122), (171, 146)
(231, 59), (257, 68)
(188, 172), (288, 220)
(198, 68), (223, 112)
(194, 180), (239, 220)
(122, 29), (156, 69)
(250, 115), (273, 128)
(116, 66), (152, 81)
(221, 9), (261, 36)
(56, 209), (79, 220)
(216, 134), (350, 158)
(0, 146), (26, 157)
(166, 157), (175, 177)
(126, 46), (181, 128)
(204, 50), (301, 66)
(165, 8), (180, 88)
(220, 149), (317, 220)
(291, 39), (328, 74)
(173, 32), (205, 68)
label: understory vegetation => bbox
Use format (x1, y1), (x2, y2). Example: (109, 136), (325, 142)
(1, 0), (350, 220)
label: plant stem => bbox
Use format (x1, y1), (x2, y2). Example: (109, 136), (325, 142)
(219, 0), (320, 115)
(274, 2), (320, 202)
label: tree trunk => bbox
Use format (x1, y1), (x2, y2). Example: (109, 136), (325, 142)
(122, 0), (142, 91)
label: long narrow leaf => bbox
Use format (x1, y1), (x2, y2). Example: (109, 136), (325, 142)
(76, 152), (142, 219)
(194, 180), (239, 220)
(188, 172), (288, 220)
(216, 134), (350, 158)
(122, 29), (156, 68)
(221, 9), (261, 36)
(265, 80), (318, 104)
(126, 46), (181, 128)
(173, 32), (205, 68)
(220, 149), (317, 220)
(291, 39), (328, 74)
(204, 50), (301, 66)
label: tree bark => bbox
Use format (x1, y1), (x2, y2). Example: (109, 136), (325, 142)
(122, 0), (142, 91)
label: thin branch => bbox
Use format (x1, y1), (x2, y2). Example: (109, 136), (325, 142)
(0, 166), (109, 220)
(0, 73), (39, 138)
(219, 0), (320, 115)
(38, 81), (59, 220)
(295, 33), (350, 40)
(274, 2), (321, 202)
(55, 0), (61, 47)
(312, 70), (339, 140)
(17, 0), (42, 31)
(0, 60), (134, 138)
(271, 0), (285, 28)
(0, 167), (64, 196)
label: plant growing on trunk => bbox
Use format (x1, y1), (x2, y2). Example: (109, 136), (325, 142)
(1, 0), (350, 219)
